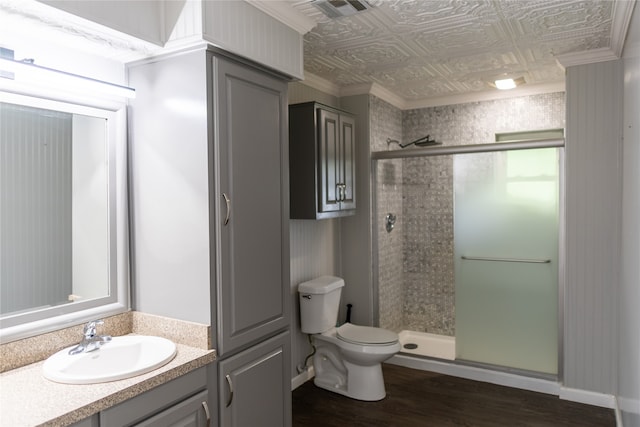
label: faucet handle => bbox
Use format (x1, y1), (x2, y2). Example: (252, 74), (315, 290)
(83, 319), (104, 338)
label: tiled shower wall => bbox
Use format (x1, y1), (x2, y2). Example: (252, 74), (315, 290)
(377, 92), (566, 336)
(371, 96), (404, 332)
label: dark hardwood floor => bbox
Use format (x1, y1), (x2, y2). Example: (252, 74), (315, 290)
(293, 364), (616, 427)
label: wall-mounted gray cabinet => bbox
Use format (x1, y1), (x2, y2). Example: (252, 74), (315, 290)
(289, 102), (356, 219)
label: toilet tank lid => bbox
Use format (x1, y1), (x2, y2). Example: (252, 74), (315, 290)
(298, 276), (345, 294)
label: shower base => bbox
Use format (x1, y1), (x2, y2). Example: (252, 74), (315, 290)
(398, 330), (455, 360)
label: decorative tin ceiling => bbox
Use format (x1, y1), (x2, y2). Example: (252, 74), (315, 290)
(291, 0), (631, 101)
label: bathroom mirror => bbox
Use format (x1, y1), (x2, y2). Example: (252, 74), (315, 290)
(0, 91), (129, 342)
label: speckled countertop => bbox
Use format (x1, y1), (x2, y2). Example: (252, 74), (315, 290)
(0, 312), (216, 427)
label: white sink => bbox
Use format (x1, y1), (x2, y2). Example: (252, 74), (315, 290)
(42, 335), (177, 384)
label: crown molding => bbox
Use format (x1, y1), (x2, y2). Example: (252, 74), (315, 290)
(403, 82), (566, 109)
(340, 82), (406, 109)
(611, 0), (637, 57)
(0, 0), (163, 62)
(556, 47), (620, 68)
(245, 1), (317, 35)
(299, 73), (565, 110)
(556, 0), (636, 67)
(300, 71), (341, 97)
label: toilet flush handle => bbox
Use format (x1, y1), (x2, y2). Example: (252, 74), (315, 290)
(301, 295), (312, 300)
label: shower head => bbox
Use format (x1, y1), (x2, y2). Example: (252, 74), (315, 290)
(405, 135), (442, 148)
(387, 135), (442, 149)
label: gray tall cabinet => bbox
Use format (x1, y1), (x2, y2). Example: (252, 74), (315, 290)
(128, 47), (291, 427)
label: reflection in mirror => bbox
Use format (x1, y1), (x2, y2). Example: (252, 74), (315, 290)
(1, 103), (108, 316)
(0, 92), (129, 342)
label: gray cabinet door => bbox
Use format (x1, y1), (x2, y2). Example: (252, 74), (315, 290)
(218, 331), (291, 427)
(318, 108), (341, 213)
(338, 113), (356, 211)
(289, 102), (356, 219)
(318, 108), (356, 213)
(211, 54), (290, 357)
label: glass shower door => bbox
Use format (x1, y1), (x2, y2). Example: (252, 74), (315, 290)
(454, 148), (559, 375)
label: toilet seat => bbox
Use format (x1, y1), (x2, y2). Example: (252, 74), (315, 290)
(336, 323), (398, 346)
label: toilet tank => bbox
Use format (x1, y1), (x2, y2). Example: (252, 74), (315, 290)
(298, 276), (344, 334)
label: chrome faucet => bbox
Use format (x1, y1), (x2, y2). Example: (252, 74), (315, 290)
(68, 319), (112, 355)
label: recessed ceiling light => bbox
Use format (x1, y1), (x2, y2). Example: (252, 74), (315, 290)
(492, 76), (526, 90)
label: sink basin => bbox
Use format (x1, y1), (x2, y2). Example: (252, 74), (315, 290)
(43, 335), (177, 384)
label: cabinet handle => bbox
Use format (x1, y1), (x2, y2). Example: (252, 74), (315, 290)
(222, 193), (231, 226)
(225, 374), (234, 408)
(201, 400), (211, 427)
(336, 183), (347, 202)
(336, 183), (346, 201)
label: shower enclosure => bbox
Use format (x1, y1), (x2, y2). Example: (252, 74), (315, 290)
(373, 139), (563, 376)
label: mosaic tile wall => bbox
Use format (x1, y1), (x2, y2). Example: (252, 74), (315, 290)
(370, 96), (404, 332)
(376, 92), (565, 336)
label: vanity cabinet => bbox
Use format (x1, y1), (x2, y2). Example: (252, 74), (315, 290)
(128, 46), (290, 427)
(289, 102), (356, 219)
(218, 331), (291, 427)
(100, 367), (211, 427)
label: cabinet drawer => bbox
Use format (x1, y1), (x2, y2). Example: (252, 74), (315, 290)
(100, 367), (207, 426)
(134, 390), (210, 427)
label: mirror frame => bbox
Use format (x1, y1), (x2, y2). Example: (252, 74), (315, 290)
(0, 91), (130, 343)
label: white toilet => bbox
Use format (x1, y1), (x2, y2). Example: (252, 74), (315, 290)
(298, 276), (400, 401)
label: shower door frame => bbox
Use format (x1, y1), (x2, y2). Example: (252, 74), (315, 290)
(371, 138), (566, 380)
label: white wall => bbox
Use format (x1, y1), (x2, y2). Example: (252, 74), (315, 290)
(619, 6), (640, 425)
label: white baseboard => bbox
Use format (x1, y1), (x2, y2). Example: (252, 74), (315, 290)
(388, 354), (560, 395)
(559, 387), (616, 409)
(291, 366), (314, 390)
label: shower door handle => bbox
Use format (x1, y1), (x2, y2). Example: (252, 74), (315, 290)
(222, 193), (231, 226)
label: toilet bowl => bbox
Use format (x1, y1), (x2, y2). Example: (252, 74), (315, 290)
(312, 323), (400, 401)
(298, 276), (400, 401)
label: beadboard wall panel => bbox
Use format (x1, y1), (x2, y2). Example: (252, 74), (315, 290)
(38, 0), (165, 46)
(565, 60), (623, 394)
(0, 104), (72, 314)
(203, 1), (303, 79)
(288, 83), (341, 378)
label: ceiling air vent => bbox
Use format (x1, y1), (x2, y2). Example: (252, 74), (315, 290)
(311, 0), (373, 18)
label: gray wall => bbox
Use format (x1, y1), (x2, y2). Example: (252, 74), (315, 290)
(339, 95), (374, 327)
(128, 50), (212, 325)
(565, 60), (623, 395)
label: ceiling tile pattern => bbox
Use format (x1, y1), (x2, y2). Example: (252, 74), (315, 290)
(293, 0), (615, 100)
